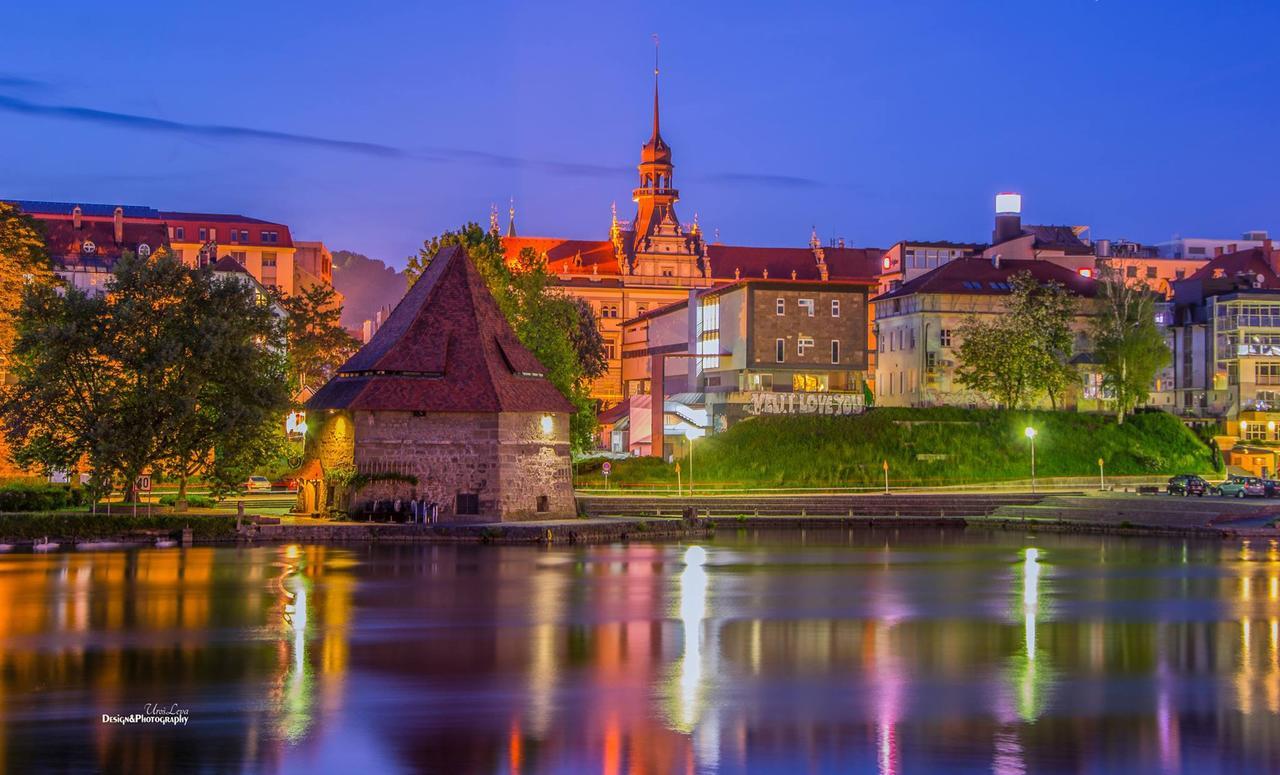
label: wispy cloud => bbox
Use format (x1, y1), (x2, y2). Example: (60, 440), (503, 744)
(0, 74), (53, 92)
(0, 94), (404, 157)
(698, 171), (823, 189)
(0, 90), (829, 188)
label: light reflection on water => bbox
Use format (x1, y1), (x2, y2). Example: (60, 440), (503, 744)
(0, 530), (1279, 773)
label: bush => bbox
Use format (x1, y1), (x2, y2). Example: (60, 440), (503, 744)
(157, 494), (217, 509)
(0, 513), (238, 540)
(0, 482), (86, 512)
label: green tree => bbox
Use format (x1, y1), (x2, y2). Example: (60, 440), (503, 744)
(0, 202), (54, 378)
(276, 284), (360, 395)
(0, 284), (121, 502)
(955, 271), (1079, 409)
(158, 264), (291, 502)
(1091, 265), (1171, 423)
(1, 252), (290, 505)
(1006, 272), (1079, 409)
(407, 224), (602, 450)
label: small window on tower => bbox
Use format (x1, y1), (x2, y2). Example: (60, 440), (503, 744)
(776, 298), (785, 316)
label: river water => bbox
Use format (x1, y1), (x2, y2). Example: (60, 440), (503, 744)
(1, 528), (1278, 774)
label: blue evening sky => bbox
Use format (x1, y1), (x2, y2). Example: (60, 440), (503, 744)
(3, 1), (1278, 266)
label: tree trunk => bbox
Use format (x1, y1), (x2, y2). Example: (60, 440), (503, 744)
(1115, 358), (1127, 424)
(176, 475), (188, 512)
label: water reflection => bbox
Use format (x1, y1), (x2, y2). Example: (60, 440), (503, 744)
(1, 531), (1279, 773)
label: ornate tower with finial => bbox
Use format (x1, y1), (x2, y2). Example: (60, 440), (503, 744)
(489, 203), (500, 234)
(623, 35), (709, 286)
(506, 198), (517, 238)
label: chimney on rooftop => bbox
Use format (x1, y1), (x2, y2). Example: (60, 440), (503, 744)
(992, 253), (1002, 269)
(72, 205), (81, 229)
(993, 193), (1022, 244)
(113, 207), (124, 244)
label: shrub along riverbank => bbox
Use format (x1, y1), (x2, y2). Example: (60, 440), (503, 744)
(577, 407), (1219, 489)
(0, 513), (239, 541)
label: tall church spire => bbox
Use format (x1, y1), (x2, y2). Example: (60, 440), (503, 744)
(506, 198), (517, 238)
(651, 33), (661, 142)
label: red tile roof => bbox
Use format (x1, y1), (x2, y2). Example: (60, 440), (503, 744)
(707, 245), (881, 281)
(505, 235), (882, 283)
(36, 216), (170, 269)
(162, 211), (294, 248)
(308, 244), (574, 414)
(1182, 246), (1280, 286)
(873, 257), (1098, 302)
(504, 236), (620, 275)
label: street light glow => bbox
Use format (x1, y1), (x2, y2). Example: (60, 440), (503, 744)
(1025, 426), (1037, 439)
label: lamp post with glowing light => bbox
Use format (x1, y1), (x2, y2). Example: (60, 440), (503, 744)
(1025, 426), (1038, 493)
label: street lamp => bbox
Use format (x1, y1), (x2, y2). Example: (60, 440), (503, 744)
(1025, 426), (1038, 493)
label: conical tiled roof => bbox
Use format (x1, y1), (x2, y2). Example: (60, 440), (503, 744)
(308, 244), (574, 413)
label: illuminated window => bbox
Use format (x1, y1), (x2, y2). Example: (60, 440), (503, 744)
(792, 373), (828, 392)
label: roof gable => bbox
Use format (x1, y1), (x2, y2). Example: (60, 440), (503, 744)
(308, 244), (573, 414)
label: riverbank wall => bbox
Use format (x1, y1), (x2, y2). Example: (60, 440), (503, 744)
(1, 493), (1276, 547)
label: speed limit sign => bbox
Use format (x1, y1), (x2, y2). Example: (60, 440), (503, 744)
(135, 475), (152, 493)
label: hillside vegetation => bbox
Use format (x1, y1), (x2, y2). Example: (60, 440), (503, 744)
(578, 407), (1217, 489)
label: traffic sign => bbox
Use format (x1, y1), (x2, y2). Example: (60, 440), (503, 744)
(135, 475), (152, 493)
(602, 461), (612, 475)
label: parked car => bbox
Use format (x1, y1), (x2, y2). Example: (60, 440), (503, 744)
(1261, 478), (1280, 498)
(245, 476), (272, 492)
(1216, 476), (1266, 498)
(271, 477), (299, 493)
(1167, 474), (1208, 497)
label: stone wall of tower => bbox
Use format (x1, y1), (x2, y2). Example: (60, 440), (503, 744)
(345, 410), (574, 522)
(495, 411), (575, 520)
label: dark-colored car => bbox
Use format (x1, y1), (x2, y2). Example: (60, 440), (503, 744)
(1167, 474), (1208, 497)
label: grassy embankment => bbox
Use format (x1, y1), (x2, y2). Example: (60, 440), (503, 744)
(577, 407), (1218, 490)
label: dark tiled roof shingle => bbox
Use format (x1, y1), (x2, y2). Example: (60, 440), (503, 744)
(308, 244), (574, 414)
